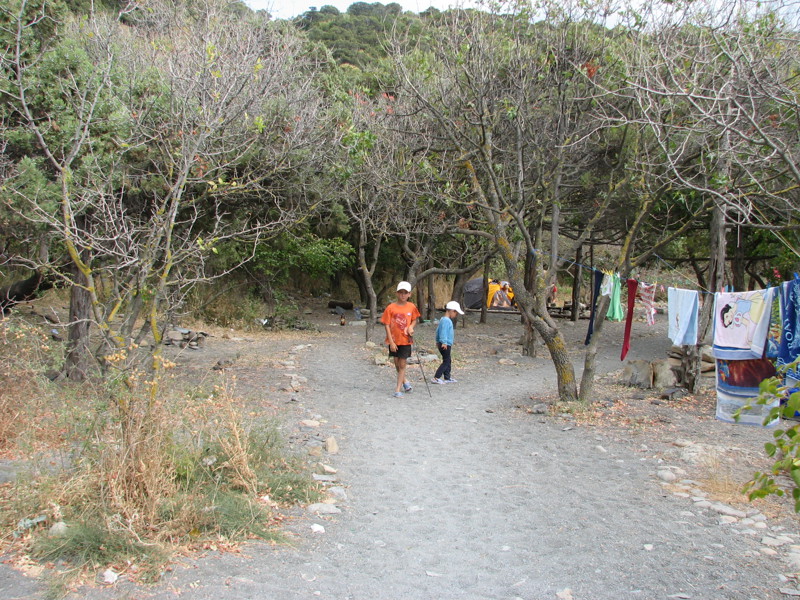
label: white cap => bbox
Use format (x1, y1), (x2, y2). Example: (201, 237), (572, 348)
(445, 300), (465, 315)
(397, 281), (412, 292)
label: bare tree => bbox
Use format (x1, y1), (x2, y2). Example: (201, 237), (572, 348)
(593, 0), (800, 391)
(388, 2), (627, 400)
(2, 0), (327, 378)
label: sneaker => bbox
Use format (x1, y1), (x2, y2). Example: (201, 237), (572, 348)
(402, 382), (413, 392)
(431, 377), (446, 384)
(393, 391), (404, 398)
(445, 378), (458, 383)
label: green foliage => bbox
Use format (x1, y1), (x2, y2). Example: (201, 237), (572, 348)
(33, 523), (165, 578)
(253, 234), (355, 285)
(737, 368), (800, 511)
(297, 2), (417, 68)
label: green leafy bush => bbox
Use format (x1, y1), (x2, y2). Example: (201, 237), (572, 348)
(737, 368), (800, 511)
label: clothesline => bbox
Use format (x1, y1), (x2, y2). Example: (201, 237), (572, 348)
(530, 248), (710, 294)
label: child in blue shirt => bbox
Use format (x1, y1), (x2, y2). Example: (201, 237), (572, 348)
(432, 301), (465, 384)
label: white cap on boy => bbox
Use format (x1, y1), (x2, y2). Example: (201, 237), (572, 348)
(445, 300), (465, 315)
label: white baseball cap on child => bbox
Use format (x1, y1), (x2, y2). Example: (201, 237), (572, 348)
(445, 300), (465, 314)
(397, 281), (412, 292)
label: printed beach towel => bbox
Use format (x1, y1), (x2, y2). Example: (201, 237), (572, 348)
(712, 288), (775, 360)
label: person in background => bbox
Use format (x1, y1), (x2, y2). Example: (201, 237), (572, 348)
(432, 300), (465, 384)
(381, 281), (421, 398)
(491, 281), (512, 308)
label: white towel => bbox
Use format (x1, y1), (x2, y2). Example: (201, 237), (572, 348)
(668, 287), (699, 346)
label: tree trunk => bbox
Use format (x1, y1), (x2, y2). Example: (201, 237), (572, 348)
(426, 271), (435, 320)
(571, 245), (582, 322)
(480, 260), (489, 324)
(731, 227), (746, 292)
(66, 262), (91, 381)
(578, 294), (610, 403)
(684, 201), (727, 392)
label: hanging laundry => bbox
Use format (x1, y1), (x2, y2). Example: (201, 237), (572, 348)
(667, 287), (699, 346)
(777, 279), (800, 379)
(584, 270), (604, 345)
(765, 290), (782, 359)
(606, 274), (624, 322)
(715, 356), (779, 426)
(600, 273), (613, 297)
(638, 282), (657, 326)
(620, 278), (638, 360)
(712, 288), (775, 360)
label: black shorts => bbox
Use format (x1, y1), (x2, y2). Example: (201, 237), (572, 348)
(389, 344), (412, 359)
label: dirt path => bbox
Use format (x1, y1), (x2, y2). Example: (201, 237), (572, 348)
(7, 310), (800, 599)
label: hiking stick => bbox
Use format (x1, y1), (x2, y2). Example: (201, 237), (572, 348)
(410, 336), (432, 398)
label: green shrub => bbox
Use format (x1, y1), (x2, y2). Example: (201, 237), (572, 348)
(737, 368), (800, 511)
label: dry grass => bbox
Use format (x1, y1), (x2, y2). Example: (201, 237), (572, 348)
(0, 312), (321, 590)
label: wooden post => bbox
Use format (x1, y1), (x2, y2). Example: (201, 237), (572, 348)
(571, 245), (582, 322)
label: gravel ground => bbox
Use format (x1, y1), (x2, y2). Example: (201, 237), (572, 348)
(3, 305), (800, 600)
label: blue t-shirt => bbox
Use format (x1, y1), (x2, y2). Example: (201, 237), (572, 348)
(436, 316), (454, 346)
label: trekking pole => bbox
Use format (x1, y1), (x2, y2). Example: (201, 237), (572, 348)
(410, 336), (433, 398)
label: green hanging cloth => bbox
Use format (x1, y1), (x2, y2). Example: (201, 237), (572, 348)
(606, 274), (624, 322)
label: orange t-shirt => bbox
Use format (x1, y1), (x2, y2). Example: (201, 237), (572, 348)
(381, 301), (421, 346)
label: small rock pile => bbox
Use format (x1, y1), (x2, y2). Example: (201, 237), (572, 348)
(164, 327), (208, 349)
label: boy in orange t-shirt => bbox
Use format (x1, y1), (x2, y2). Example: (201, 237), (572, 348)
(381, 281), (421, 397)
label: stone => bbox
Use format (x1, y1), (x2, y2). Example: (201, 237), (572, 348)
(657, 470), (677, 483)
(498, 358), (517, 365)
(325, 436), (339, 454)
(307, 503), (341, 514)
(710, 503), (747, 519)
(786, 553), (800, 570)
(619, 359), (653, 388)
(660, 387), (687, 400)
(762, 535), (792, 547)
(101, 568), (119, 584)
(530, 403), (548, 414)
(651, 359), (677, 389)
(328, 487), (348, 500)
(374, 354), (390, 366)
(49, 521), (68, 537)
(166, 330), (185, 343)
(700, 345), (714, 363)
